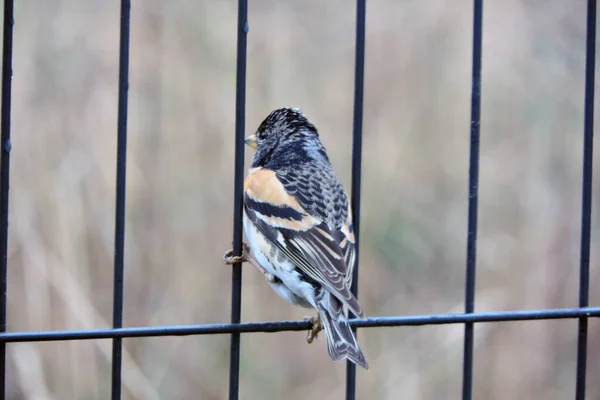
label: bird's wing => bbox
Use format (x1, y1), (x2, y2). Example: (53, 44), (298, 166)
(243, 167), (362, 317)
(340, 213), (357, 288)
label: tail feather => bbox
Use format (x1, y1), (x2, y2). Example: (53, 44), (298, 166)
(317, 294), (368, 369)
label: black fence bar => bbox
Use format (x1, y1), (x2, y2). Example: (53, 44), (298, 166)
(111, 1), (131, 399)
(0, 0), (14, 398)
(228, 0), (248, 399)
(462, 1), (483, 399)
(0, 307), (598, 343)
(576, 1), (596, 399)
(346, 0), (366, 399)
(0, 1), (595, 399)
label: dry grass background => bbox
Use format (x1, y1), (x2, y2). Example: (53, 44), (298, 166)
(2, 0), (600, 399)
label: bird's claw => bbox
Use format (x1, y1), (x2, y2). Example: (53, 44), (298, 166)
(223, 243), (251, 265)
(304, 315), (322, 344)
(223, 243), (270, 276)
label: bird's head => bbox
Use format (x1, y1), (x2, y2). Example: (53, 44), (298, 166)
(246, 108), (326, 168)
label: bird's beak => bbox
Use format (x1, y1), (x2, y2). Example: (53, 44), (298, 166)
(244, 134), (258, 150)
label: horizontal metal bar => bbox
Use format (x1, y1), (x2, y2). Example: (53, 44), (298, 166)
(0, 307), (597, 343)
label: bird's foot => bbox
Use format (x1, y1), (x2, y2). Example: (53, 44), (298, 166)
(222, 242), (251, 265)
(303, 314), (322, 344)
(223, 243), (269, 275)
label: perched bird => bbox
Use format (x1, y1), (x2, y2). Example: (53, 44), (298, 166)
(224, 107), (368, 369)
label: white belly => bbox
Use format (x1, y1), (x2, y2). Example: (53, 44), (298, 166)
(243, 212), (316, 309)
(243, 213), (279, 276)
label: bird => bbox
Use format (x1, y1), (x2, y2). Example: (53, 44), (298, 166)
(223, 107), (368, 369)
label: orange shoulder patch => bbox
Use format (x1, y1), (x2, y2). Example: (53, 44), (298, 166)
(244, 168), (303, 212)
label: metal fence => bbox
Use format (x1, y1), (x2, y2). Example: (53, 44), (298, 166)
(0, 1), (598, 399)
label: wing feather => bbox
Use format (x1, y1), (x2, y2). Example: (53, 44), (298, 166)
(244, 168), (363, 317)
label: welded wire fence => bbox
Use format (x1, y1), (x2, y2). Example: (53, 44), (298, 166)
(0, 1), (598, 400)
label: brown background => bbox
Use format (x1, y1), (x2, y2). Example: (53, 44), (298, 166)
(3, 0), (600, 399)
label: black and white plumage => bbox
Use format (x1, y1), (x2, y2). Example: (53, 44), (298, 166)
(241, 107), (368, 369)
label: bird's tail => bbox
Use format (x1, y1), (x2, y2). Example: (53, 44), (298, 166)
(316, 294), (368, 369)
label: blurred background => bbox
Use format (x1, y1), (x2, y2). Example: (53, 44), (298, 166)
(2, 0), (600, 399)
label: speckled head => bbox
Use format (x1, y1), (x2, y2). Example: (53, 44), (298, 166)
(246, 108), (328, 169)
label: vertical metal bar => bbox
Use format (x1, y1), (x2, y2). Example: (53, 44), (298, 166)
(228, 0), (248, 399)
(345, 0), (366, 399)
(0, 0), (14, 398)
(462, 1), (483, 399)
(576, 1), (596, 399)
(111, 0), (131, 399)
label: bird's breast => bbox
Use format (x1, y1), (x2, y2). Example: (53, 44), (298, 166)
(243, 212), (279, 277)
(243, 211), (315, 309)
